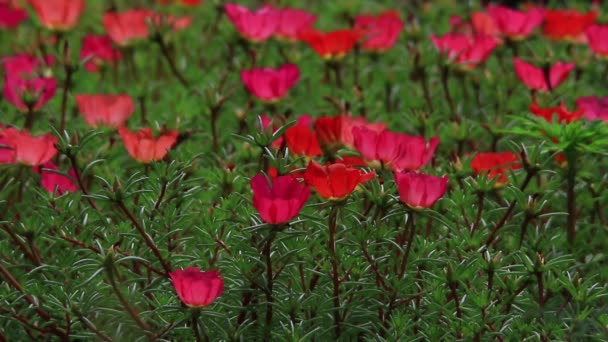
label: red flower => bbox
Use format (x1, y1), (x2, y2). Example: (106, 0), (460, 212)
(103, 9), (153, 46)
(303, 160), (374, 200)
(586, 25), (608, 58)
(1, 53), (54, 79)
(530, 102), (583, 124)
(80, 35), (122, 73)
(298, 29), (362, 60)
(353, 128), (439, 172)
(314, 116), (342, 151)
(487, 5), (544, 40)
(471, 12), (500, 38)
(75, 94), (135, 129)
(470, 152), (520, 185)
(274, 7), (316, 41)
(224, 3), (279, 43)
(34, 161), (77, 195)
(29, 0), (84, 31)
(513, 58), (574, 92)
(430, 33), (497, 69)
(251, 174), (310, 224)
(340, 115), (386, 149)
(240, 64), (300, 102)
(159, 0), (202, 6)
(576, 96), (608, 122)
(354, 11), (404, 52)
(543, 9), (597, 43)
(395, 172), (448, 209)
(3, 75), (57, 111)
(284, 123), (322, 157)
(0, 2), (27, 28)
(0, 127), (57, 166)
(118, 127), (179, 163)
(170, 268), (224, 308)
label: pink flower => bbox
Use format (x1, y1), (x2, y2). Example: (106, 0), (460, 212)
(340, 115), (386, 149)
(353, 128), (439, 172)
(0, 127), (57, 166)
(487, 5), (544, 40)
(80, 35), (122, 72)
(102, 9), (153, 46)
(274, 7), (316, 41)
(513, 58), (574, 92)
(251, 174), (310, 224)
(430, 33), (497, 69)
(75, 94), (135, 128)
(34, 162), (77, 195)
(471, 12), (500, 38)
(394, 172), (448, 209)
(1, 53), (53, 78)
(576, 96), (608, 121)
(355, 10), (404, 52)
(3, 75), (57, 111)
(170, 268), (224, 308)
(586, 25), (608, 58)
(29, 0), (84, 31)
(0, 2), (27, 28)
(224, 3), (279, 42)
(240, 64), (300, 102)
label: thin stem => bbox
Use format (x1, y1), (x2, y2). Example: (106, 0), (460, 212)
(470, 192), (485, 236)
(566, 151), (577, 244)
(67, 154), (99, 212)
(263, 230), (276, 339)
(398, 212), (416, 279)
(440, 64), (460, 123)
(155, 36), (189, 88)
(24, 107), (36, 130)
(59, 65), (74, 136)
(328, 206), (342, 339)
(117, 202), (171, 275)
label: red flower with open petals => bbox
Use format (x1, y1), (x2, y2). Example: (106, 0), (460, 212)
(284, 124), (322, 158)
(240, 64), (300, 102)
(170, 268), (224, 308)
(274, 7), (316, 41)
(395, 172), (448, 209)
(543, 9), (597, 43)
(35, 161), (77, 195)
(471, 152), (521, 185)
(431, 33), (497, 70)
(1, 53), (53, 78)
(355, 11), (404, 52)
(530, 103), (583, 124)
(0, 127), (57, 166)
(118, 127), (178, 163)
(251, 174), (310, 224)
(314, 116), (342, 152)
(80, 35), (122, 73)
(576, 96), (608, 122)
(487, 5), (544, 40)
(76, 94), (135, 129)
(3, 75), (57, 111)
(103, 9), (153, 46)
(29, 0), (84, 31)
(513, 58), (574, 92)
(224, 3), (278, 42)
(303, 160), (374, 200)
(298, 29), (362, 60)
(340, 115), (386, 149)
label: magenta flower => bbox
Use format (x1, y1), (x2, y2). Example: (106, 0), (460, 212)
(240, 63), (300, 102)
(80, 35), (122, 72)
(513, 58), (574, 92)
(431, 33), (497, 69)
(353, 128), (439, 172)
(355, 10), (404, 52)
(3, 75), (57, 111)
(170, 268), (224, 308)
(251, 174), (310, 225)
(0, 2), (27, 29)
(487, 5), (544, 40)
(224, 3), (279, 42)
(586, 25), (608, 58)
(35, 162), (77, 195)
(576, 96), (608, 122)
(274, 7), (316, 41)
(395, 172), (448, 209)
(1, 53), (54, 78)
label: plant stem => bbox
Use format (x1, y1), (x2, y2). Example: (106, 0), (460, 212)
(155, 36), (189, 88)
(440, 64), (460, 123)
(565, 151), (577, 244)
(59, 51), (74, 136)
(117, 202), (171, 275)
(470, 192), (485, 236)
(263, 230), (276, 339)
(328, 206), (342, 339)
(398, 212), (416, 279)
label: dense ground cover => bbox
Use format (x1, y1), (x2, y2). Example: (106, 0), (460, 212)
(0, 0), (607, 340)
